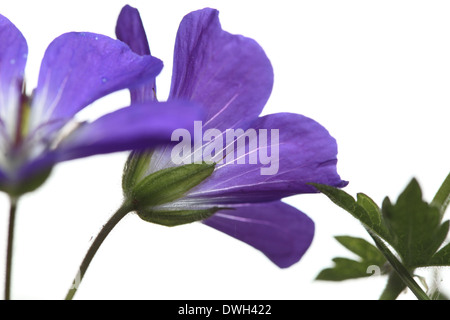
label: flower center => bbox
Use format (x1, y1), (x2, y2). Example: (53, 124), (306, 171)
(13, 91), (31, 148)
(0, 84), (68, 175)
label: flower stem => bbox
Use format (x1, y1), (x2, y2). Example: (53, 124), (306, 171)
(5, 196), (19, 300)
(65, 201), (133, 300)
(368, 230), (430, 300)
(431, 171), (450, 219)
(379, 272), (406, 300)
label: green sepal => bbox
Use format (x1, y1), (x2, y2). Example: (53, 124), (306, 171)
(130, 162), (215, 208)
(0, 167), (53, 197)
(316, 236), (387, 281)
(122, 150), (153, 197)
(137, 207), (225, 227)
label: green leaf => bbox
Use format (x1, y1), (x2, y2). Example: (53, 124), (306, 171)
(314, 178), (450, 270)
(381, 178), (444, 267)
(315, 176), (450, 298)
(426, 221), (450, 263)
(137, 207), (224, 227)
(316, 236), (386, 281)
(317, 258), (374, 281)
(310, 183), (389, 240)
(431, 172), (450, 219)
(428, 242), (450, 266)
(130, 162), (215, 208)
(356, 193), (382, 228)
(336, 236), (386, 265)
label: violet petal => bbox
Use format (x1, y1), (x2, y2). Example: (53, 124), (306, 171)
(0, 14), (27, 137)
(169, 8), (273, 131)
(55, 101), (204, 161)
(116, 4), (156, 103)
(203, 201), (315, 268)
(31, 32), (163, 133)
(186, 112), (347, 204)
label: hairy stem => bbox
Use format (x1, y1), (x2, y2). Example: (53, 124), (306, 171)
(380, 272), (406, 300)
(368, 230), (430, 300)
(5, 196), (19, 300)
(65, 201), (133, 300)
(432, 172), (450, 219)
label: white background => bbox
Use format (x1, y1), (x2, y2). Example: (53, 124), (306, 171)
(0, 0), (449, 300)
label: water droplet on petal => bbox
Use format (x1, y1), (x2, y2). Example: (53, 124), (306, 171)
(10, 59), (16, 65)
(22, 53), (28, 59)
(94, 36), (99, 41)
(101, 77), (108, 84)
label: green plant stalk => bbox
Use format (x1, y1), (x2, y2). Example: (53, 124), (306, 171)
(379, 272), (407, 300)
(368, 230), (430, 300)
(432, 172), (450, 219)
(65, 201), (133, 300)
(4, 196), (18, 300)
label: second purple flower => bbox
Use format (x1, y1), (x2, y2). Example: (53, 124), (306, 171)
(116, 5), (348, 268)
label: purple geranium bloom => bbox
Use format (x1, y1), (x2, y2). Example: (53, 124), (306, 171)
(0, 13), (202, 196)
(116, 6), (347, 268)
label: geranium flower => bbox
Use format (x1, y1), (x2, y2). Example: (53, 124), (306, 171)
(115, 5), (347, 268)
(0, 13), (202, 196)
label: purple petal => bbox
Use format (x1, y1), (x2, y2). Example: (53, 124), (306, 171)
(15, 100), (203, 184)
(116, 5), (151, 57)
(0, 14), (27, 135)
(31, 32), (163, 131)
(54, 101), (204, 161)
(115, 5), (156, 103)
(0, 166), (9, 187)
(203, 201), (314, 268)
(15, 152), (57, 186)
(169, 8), (273, 131)
(186, 113), (347, 204)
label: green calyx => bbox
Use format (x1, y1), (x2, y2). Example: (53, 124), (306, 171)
(122, 150), (154, 197)
(0, 167), (53, 197)
(123, 157), (217, 227)
(131, 162), (215, 207)
(137, 207), (222, 227)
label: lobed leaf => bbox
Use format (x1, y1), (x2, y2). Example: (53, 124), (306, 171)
(311, 183), (389, 240)
(315, 176), (450, 270)
(316, 236), (386, 281)
(428, 242), (450, 266)
(381, 179), (443, 267)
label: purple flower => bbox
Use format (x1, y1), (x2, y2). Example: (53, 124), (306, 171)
(0, 13), (203, 195)
(116, 6), (347, 268)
